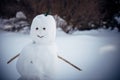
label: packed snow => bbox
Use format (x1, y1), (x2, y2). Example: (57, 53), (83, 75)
(0, 28), (120, 80)
(16, 14), (57, 80)
(0, 11), (30, 34)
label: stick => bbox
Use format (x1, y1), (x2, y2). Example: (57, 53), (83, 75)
(58, 55), (82, 71)
(7, 53), (20, 64)
(7, 54), (82, 71)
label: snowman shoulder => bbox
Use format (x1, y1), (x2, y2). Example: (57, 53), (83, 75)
(20, 43), (36, 54)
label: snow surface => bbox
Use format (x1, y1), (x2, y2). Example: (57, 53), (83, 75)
(0, 29), (120, 80)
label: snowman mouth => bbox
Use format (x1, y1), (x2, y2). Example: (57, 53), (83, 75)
(37, 35), (44, 38)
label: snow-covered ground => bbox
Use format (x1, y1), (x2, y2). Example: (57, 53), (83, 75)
(0, 29), (120, 80)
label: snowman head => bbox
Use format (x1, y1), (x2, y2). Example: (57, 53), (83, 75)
(30, 14), (56, 44)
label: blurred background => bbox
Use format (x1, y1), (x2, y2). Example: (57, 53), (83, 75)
(0, 0), (120, 33)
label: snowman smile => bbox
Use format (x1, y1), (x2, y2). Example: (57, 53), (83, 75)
(37, 35), (44, 38)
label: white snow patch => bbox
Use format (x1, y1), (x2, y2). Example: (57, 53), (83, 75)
(0, 29), (120, 80)
(99, 45), (116, 54)
(114, 16), (120, 24)
(16, 11), (27, 19)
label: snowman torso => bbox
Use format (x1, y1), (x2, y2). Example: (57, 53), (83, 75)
(16, 43), (57, 79)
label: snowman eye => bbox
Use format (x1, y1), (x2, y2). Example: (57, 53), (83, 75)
(36, 27), (39, 30)
(43, 27), (46, 30)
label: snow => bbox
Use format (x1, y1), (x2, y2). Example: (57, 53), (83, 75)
(16, 14), (57, 80)
(30, 14), (56, 44)
(115, 16), (120, 24)
(0, 11), (30, 34)
(0, 29), (120, 80)
(16, 11), (27, 19)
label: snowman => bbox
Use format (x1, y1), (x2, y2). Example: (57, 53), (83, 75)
(7, 14), (81, 80)
(16, 14), (57, 80)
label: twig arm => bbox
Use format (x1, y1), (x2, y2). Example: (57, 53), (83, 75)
(57, 55), (82, 71)
(7, 54), (82, 71)
(7, 53), (20, 64)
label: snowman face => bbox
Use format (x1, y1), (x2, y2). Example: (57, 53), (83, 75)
(30, 14), (56, 44)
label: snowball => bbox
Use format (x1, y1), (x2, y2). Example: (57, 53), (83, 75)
(30, 14), (56, 44)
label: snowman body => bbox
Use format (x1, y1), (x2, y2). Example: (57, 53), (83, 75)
(16, 14), (57, 80)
